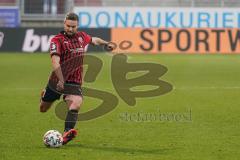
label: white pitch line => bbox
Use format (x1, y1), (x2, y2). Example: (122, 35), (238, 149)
(173, 86), (240, 90)
(2, 86), (240, 91)
(2, 88), (41, 90)
(105, 53), (132, 59)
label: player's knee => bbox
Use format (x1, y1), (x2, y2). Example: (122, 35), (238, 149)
(39, 102), (52, 112)
(40, 108), (47, 112)
(71, 97), (82, 110)
(40, 106), (47, 112)
(71, 101), (81, 110)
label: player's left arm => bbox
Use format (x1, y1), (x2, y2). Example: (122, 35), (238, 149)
(91, 37), (115, 51)
(91, 37), (108, 45)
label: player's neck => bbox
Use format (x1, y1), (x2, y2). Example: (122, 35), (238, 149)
(62, 31), (77, 38)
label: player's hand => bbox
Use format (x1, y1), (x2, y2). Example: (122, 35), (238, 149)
(56, 80), (64, 91)
(104, 42), (116, 52)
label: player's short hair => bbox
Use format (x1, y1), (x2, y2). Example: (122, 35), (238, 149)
(65, 12), (79, 22)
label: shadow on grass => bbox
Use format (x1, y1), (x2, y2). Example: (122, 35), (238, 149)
(67, 143), (174, 155)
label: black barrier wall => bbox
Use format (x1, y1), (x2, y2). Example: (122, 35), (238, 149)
(0, 28), (111, 52)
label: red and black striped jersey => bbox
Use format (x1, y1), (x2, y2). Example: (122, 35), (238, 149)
(49, 31), (92, 85)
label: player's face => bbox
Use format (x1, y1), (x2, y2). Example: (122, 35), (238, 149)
(64, 19), (78, 36)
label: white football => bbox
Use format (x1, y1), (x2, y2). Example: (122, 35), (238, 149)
(43, 130), (63, 148)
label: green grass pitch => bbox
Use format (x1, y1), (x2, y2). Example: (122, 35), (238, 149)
(0, 53), (239, 160)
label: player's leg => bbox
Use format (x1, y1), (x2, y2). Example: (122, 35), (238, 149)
(40, 101), (53, 112)
(64, 95), (82, 130)
(62, 94), (83, 145)
(39, 85), (61, 112)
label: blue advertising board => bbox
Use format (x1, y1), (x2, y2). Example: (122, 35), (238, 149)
(74, 7), (240, 28)
(0, 7), (20, 27)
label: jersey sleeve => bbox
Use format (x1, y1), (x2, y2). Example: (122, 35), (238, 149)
(50, 37), (61, 57)
(82, 32), (92, 45)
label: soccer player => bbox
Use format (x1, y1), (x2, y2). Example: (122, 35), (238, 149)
(39, 12), (114, 145)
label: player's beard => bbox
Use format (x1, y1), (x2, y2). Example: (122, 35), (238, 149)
(66, 31), (75, 37)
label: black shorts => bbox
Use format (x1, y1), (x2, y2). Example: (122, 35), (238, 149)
(41, 82), (82, 102)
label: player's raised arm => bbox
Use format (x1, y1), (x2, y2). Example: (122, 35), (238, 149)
(91, 37), (115, 51)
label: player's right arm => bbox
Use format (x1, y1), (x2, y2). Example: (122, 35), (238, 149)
(50, 38), (64, 91)
(51, 55), (64, 90)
